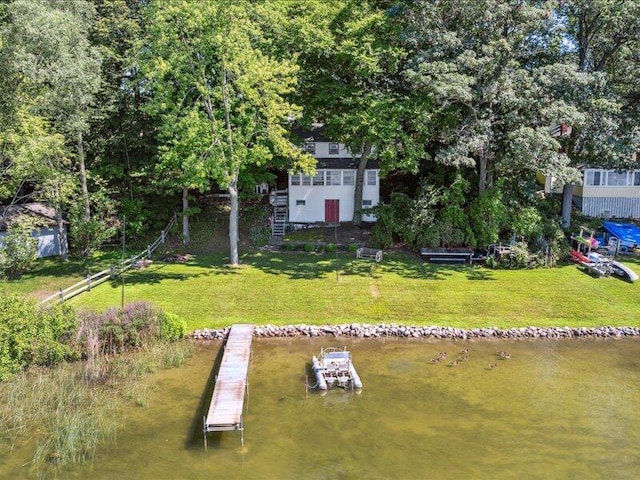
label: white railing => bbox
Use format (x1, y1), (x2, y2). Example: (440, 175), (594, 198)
(40, 214), (177, 307)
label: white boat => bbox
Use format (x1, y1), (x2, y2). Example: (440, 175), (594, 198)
(311, 347), (362, 391)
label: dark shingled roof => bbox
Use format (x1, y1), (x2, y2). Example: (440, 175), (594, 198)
(0, 203), (59, 231)
(315, 158), (380, 169)
(291, 123), (331, 143)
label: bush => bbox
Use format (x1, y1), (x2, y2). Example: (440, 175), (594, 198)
(68, 191), (118, 257)
(250, 225), (271, 246)
(0, 216), (38, 279)
(303, 243), (314, 252)
(0, 296), (79, 380)
(76, 301), (172, 357)
(348, 243), (359, 252)
(159, 312), (187, 342)
(325, 243), (337, 253)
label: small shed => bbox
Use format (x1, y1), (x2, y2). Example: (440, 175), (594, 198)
(0, 203), (68, 258)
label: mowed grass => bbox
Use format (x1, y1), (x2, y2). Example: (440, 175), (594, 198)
(55, 250), (640, 331)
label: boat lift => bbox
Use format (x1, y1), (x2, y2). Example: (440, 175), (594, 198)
(310, 347), (362, 392)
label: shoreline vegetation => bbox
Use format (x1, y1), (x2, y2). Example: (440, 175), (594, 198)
(0, 341), (194, 478)
(0, 297), (192, 478)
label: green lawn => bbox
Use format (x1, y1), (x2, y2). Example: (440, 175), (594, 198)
(0, 251), (124, 300)
(29, 250), (636, 331)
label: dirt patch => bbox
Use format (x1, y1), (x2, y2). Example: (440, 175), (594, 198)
(369, 283), (381, 298)
(162, 254), (193, 264)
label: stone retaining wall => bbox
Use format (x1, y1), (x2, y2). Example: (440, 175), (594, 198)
(191, 324), (640, 340)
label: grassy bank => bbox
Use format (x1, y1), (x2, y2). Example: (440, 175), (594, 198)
(0, 251), (124, 301)
(66, 251), (640, 330)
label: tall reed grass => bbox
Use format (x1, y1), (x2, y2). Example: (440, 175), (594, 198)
(0, 340), (194, 477)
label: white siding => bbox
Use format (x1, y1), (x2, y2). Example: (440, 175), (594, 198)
(580, 197), (640, 219)
(0, 226), (64, 258)
(310, 142), (359, 158)
(288, 170), (379, 223)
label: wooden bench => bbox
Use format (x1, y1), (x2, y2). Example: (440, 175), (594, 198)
(420, 248), (472, 265)
(356, 247), (383, 262)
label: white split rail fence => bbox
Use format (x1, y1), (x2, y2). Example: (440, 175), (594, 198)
(40, 214), (177, 307)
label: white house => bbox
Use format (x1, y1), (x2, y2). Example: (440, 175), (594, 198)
(0, 203), (68, 258)
(573, 168), (640, 219)
(286, 124), (380, 224)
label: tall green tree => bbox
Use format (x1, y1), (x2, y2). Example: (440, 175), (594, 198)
(7, 0), (102, 224)
(88, 0), (159, 235)
(556, 0), (640, 226)
(140, 0), (312, 263)
(399, 0), (574, 196)
(297, 0), (425, 226)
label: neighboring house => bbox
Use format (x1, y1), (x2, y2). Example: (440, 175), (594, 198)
(573, 168), (640, 219)
(281, 124), (379, 228)
(0, 203), (68, 258)
(539, 167), (640, 219)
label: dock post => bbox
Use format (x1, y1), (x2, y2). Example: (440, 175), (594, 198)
(203, 416), (207, 451)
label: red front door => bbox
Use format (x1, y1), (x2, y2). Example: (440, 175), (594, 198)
(325, 199), (339, 223)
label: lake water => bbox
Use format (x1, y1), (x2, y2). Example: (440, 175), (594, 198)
(3, 337), (640, 479)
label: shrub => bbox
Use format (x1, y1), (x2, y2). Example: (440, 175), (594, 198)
(76, 301), (172, 357)
(303, 243), (314, 252)
(469, 181), (507, 247)
(0, 296), (79, 380)
(348, 243), (359, 252)
(250, 225), (271, 246)
(325, 243), (337, 253)
(68, 191), (118, 257)
(159, 312), (187, 342)
(0, 215), (38, 279)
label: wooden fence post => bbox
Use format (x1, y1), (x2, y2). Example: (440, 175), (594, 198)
(110, 265), (115, 279)
(161, 230), (166, 244)
(87, 274), (91, 291)
(147, 245), (152, 258)
(58, 288), (64, 301)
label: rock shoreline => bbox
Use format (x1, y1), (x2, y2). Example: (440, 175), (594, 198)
(191, 324), (640, 340)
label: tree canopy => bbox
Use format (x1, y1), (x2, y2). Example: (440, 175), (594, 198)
(1, 0), (639, 260)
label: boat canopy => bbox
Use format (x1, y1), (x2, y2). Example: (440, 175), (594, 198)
(602, 221), (640, 249)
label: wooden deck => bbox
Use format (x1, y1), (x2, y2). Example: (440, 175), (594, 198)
(203, 324), (254, 445)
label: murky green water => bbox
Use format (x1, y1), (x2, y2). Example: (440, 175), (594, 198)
(4, 337), (640, 479)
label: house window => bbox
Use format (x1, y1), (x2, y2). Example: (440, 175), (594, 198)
(329, 143), (339, 155)
(585, 171), (601, 186)
(301, 174), (312, 186)
(366, 170), (377, 186)
(326, 170), (341, 186)
(633, 171), (640, 186)
(607, 171), (628, 186)
(362, 200), (372, 206)
(304, 143), (315, 154)
(291, 173), (301, 186)
(312, 171), (324, 185)
(343, 170), (355, 186)
(296, 200), (306, 206)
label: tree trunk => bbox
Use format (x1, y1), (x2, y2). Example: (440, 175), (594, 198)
(477, 144), (494, 195)
(182, 187), (190, 248)
(77, 131), (91, 222)
(352, 141), (374, 227)
(561, 184), (573, 229)
(228, 175), (240, 266)
(478, 149), (487, 195)
(55, 205), (68, 260)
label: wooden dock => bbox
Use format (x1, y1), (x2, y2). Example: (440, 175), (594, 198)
(203, 324), (254, 447)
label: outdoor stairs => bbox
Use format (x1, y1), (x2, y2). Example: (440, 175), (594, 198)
(271, 189), (288, 240)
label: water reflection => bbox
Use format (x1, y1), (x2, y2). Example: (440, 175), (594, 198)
(3, 337), (640, 479)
